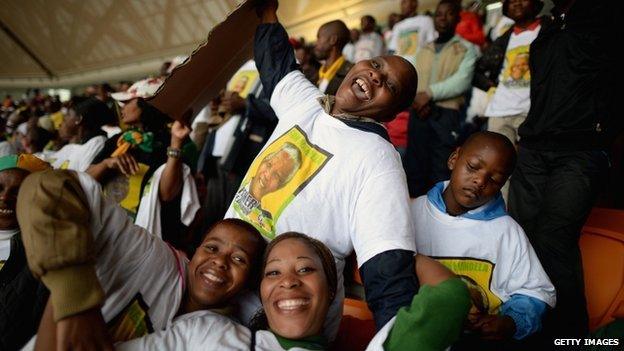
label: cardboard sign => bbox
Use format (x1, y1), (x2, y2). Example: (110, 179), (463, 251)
(148, 0), (259, 123)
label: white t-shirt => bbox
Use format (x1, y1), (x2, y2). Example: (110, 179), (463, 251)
(134, 163), (200, 238)
(388, 15), (436, 62)
(411, 195), (556, 314)
(225, 70), (416, 338)
(116, 310), (316, 351)
(0, 229), (19, 265)
(0, 141), (16, 157)
(485, 25), (541, 118)
(24, 172), (186, 349)
(342, 42), (356, 63)
(354, 32), (385, 62)
(49, 136), (107, 171)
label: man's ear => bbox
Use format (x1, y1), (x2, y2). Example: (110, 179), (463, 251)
(448, 147), (460, 171)
(329, 34), (338, 46)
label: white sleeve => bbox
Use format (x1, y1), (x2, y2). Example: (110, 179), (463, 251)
(495, 221), (557, 307)
(388, 26), (399, 52)
(134, 164), (165, 237)
(419, 17), (437, 47)
(351, 154), (416, 267)
(365, 316), (396, 351)
(270, 70), (324, 122)
(115, 312), (251, 350)
(77, 136), (106, 172)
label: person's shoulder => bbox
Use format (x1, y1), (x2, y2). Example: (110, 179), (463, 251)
(487, 214), (526, 241)
(452, 35), (478, 54)
(174, 310), (236, 326)
(410, 195), (429, 215)
(171, 310), (246, 343)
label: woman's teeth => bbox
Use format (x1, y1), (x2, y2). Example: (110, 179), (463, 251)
(203, 272), (224, 284)
(277, 298), (310, 310)
(356, 78), (371, 99)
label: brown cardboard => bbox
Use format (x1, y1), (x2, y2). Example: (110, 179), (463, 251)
(148, 0), (259, 123)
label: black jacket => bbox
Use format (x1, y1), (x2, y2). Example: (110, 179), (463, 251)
(519, 1), (618, 150)
(324, 60), (354, 96)
(0, 234), (49, 350)
(473, 28), (512, 92)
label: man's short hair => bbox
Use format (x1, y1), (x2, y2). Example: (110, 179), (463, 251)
(320, 20), (351, 50)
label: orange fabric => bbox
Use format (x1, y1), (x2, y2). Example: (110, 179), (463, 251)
(332, 299), (375, 351)
(580, 208), (624, 331)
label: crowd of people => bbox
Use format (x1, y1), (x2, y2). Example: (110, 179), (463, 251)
(0, 0), (619, 350)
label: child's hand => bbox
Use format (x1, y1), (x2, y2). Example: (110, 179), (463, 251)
(469, 314), (516, 340)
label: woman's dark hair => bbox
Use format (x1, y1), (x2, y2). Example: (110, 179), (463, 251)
(74, 97), (116, 142)
(136, 97), (171, 135)
(27, 126), (54, 152)
(250, 232), (338, 331)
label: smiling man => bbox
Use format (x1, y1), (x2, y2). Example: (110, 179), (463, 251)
(225, 0), (470, 341)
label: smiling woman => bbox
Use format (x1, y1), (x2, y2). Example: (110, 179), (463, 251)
(260, 233), (337, 341)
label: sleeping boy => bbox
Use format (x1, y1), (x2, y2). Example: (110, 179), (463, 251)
(411, 131), (556, 347)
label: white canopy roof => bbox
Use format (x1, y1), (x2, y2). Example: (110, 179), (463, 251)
(0, 0), (439, 88)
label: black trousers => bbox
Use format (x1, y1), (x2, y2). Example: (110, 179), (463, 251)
(404, 105), (460, 197)
(508, 146), (609, 342)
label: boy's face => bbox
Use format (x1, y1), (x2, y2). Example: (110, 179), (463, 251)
(334, 56), (415, 121)
(446, 140), (513, 212)
(186, 223), (261, 309)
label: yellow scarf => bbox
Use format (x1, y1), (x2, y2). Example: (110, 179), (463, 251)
(318, 56), (346, 83)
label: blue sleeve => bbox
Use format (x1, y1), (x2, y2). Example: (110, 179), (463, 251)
(359, 249), (420, 330)
(254, 23), (299, 99)
(500, 294), (548, 340)
(246, 94), (277, 124)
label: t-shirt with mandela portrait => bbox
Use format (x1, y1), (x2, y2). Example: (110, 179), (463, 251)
(225, 70), (416, 338)
(485, 23), (541, 118)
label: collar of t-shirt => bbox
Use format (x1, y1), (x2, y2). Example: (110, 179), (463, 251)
(513, 18), (541, 34)
(426, 181), (507, 221)
(318, 95), (390, 142)
(0, 228), (19, 241)
(271, 332), (327, 350)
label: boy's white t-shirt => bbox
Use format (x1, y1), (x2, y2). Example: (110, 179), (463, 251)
(49, 135), (107, 171)
(411, 195), (556, 314)
(116, 310), (313, 351)
(225, 70), (416, 337)
(485, 25), (541, 118)
(388, 15), (436, 62)
(24, 172), (186, 349)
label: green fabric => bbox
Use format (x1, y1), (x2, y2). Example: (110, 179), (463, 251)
(0, 155), (18, 172)
(121, 129), (154, 153)
(383, 277), (471, 351)
(272, 332), (328, 350)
